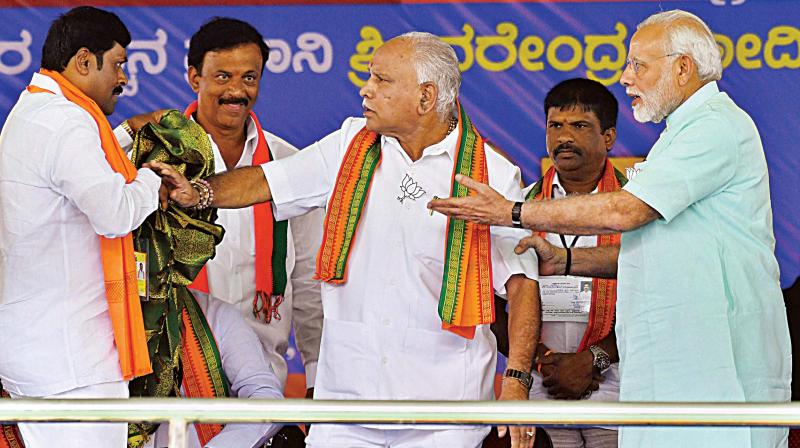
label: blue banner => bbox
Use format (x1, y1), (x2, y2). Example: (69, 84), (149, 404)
(1, 0), (798, 290)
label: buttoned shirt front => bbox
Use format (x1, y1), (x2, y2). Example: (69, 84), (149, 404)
(618, 82), (790, 447)
(117, 116), (323, 388)
(263, 117), (537, 416)
(523, 173), (620, 404)
(0, 72), (161, 397)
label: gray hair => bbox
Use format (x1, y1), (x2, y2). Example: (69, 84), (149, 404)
(395, 31), (461, 120)
(638, 10), (723, 82)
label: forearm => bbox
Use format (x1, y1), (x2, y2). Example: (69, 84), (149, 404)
(505, 274), (540, 373)
(208, 166), (271, 209)
(520, 190), (658, 235)
(570, 245), (619, 278)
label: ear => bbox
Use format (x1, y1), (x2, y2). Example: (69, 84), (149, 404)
(417, 81), (438, 116)
(675, 54), (695, 87)
(603, 127), (617, 151)
(73, 47), (93, 76)
(187, 66), (201, 93)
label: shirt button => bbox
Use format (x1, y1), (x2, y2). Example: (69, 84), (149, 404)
(382, 318), (391, 326)
(381, 356), (389, 365)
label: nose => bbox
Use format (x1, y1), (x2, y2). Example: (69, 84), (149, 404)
(118, 66), (128, 86)
(556, 127), (575, 143)
(359, 76), (375, 99)
(620, 63), (634, 87)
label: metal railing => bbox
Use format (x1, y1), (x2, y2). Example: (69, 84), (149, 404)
(1, 399), (798, 447)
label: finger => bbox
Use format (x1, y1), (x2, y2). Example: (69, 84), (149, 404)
(514, 235), (537, 254)
(497, 425), (507, 438)
(510, 425), (523, 448)
(158, 183), (169, 211)
(590, 381), (600, 391)
(454, 173), (485, 191)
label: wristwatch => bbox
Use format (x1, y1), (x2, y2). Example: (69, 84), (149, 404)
(588, 345), (612, 372)
(503, 368), (533, 390)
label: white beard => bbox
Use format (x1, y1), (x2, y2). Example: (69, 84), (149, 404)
(631, 74), (683, 124)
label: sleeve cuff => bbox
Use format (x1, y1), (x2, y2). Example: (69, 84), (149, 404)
(623, 181), (673, 223)
(114, 123), (134, 153)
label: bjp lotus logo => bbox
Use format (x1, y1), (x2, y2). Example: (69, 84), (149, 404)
(397, 174), (426, 203)
(710, 0), (744, 5)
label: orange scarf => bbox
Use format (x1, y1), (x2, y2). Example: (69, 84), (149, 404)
(28, 70), (151, 380)
(528, 160), (624, 350)
(185, 102), (288, 324)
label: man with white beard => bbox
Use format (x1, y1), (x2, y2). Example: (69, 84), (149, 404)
(429, 9), (791, 448)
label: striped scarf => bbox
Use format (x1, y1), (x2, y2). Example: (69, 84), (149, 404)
(315, 102), (494, 339)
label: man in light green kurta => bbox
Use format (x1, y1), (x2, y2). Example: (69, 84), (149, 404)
(428, 9), (791, 448)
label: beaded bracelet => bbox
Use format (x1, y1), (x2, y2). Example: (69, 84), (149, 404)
(190, 178), (214, 210)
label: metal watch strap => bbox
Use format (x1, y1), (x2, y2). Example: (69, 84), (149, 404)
(503, 368), (533, 390)
(511, 201), (524, 228)
(589, 344), (612, 372)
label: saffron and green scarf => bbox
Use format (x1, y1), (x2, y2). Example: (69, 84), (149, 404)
(315, 102), (494, 339)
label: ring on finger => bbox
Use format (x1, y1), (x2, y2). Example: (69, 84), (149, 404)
(526, 430), (535, 437)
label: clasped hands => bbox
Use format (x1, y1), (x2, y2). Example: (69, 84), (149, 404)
(538, 349), (602, 400)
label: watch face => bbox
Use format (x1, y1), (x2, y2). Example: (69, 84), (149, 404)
(590, 346), (611, 371)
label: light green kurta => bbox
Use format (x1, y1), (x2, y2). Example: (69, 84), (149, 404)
(617, 82), (791, 448)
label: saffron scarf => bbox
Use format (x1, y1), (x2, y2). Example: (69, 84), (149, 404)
(184, 102), (288, 324)
(316, 102), (494, 339)
(28, 70), (151, 380)
(526, 160), (626, 350)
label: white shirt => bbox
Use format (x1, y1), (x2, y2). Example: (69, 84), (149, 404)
(145, 295), (283, 448)
(263, 117), (537, 413)
(117, 117), (323, 388)
(0, 72), (161, 397)
(522, 173), (620, 403)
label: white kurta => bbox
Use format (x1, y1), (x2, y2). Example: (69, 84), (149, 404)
(523, 174), (620, 404)
(116, 116), (324, 388)
(0, 72), (160, 397)
(263, 117), (537, 422)
(145, 295), (284, 448)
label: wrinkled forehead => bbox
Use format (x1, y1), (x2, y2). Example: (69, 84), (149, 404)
(371, 40), (415, 72)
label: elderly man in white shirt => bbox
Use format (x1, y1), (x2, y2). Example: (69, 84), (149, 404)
(143, 295), (284, 448)
(121, 18), (323, 394)
(158, 32), (541, 448)
(0, 7), (189, 447)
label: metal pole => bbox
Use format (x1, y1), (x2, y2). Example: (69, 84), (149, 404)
(168, 417), (188, 448)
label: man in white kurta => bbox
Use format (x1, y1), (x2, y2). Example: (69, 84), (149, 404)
(0, 8), (165, 446)
(144, 295), (284, 448)
(120, 18), (323, 393)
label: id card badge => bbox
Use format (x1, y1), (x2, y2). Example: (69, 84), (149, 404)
(539, 275), (593, 322)
(134, 239), (149, 301)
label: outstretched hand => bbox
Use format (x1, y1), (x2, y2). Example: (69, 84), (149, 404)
(497, 378), (537, 448)
(143, 161), (199, 209)
(426, 174), (514, 226)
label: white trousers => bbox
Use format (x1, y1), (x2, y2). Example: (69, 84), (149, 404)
(306, 424), (489, 448)
(10, 380), (129, 448)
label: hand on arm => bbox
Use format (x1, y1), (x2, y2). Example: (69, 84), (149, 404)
(497, 274), (540, 448)
(428, 176), (660, 235)
(126, 109), (169, 133)
(515, 235), (620, 279)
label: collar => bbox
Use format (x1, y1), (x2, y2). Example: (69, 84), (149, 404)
(192, 113), (260, 161)
(550, 170), (600, 199)
(381, 121), (460, 161)
(666, 81), (719, 129)
(30, 72), (64, 96)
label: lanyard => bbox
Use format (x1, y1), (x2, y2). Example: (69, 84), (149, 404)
(559, 234), (580, 249)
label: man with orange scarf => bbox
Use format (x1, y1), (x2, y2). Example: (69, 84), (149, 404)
(161, 32), (540, 448)
(523, 79), (623, 448)
(0, 7), (188, 447)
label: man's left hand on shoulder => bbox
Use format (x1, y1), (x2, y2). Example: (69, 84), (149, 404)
(540, 351), (602, 400)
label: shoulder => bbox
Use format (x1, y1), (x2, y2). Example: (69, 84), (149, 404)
(18, 93), (97, 135)
(263, 130), (299, 160)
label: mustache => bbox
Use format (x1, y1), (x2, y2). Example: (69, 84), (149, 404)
(219, 96), (249, 107)
(553, 143), (582, 156)
(112, 85), (124, 96)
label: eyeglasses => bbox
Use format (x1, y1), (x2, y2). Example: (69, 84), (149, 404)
(625, 53), (680, 75)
